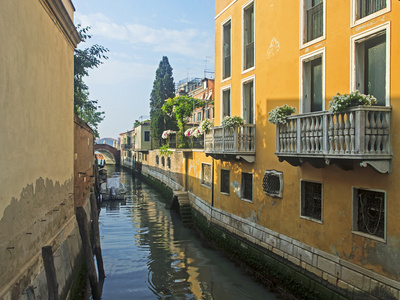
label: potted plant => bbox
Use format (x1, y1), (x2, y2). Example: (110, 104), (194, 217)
(221, 115), (245, 128)
(268, 105), (296, 125)
(328, 90), (377, 114)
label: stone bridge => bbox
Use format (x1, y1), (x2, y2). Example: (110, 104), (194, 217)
(94, 144), (120, 165)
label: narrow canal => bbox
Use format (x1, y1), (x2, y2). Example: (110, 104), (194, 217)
(99, 166), (278, 299)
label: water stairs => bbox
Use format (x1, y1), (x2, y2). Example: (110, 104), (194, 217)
(172, 191), (193, 228)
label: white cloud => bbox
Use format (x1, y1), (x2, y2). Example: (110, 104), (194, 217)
(75, 12), (213, 58)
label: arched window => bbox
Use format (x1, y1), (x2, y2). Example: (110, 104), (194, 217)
(155, 155), (159, 165)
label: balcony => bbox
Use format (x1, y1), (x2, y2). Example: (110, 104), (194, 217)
(121, 143), (133, 151)
(204, 124), (256, 163)
(275, 106), (392, 173)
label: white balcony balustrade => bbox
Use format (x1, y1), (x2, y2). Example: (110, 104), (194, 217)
(275, 106), (392, 173)
(204, 124), (256, 163)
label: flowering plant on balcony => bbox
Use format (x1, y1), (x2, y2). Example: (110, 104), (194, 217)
(161, 130), (176, 139)
(199, 118), (213, 133)
(221, 115), (245, 128)
(184, 127), (203, 138)
(329, 90), (377, 114)
(268, 105), (296, 125)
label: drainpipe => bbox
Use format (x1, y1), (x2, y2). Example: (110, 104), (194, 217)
(211, 157), (214, 207)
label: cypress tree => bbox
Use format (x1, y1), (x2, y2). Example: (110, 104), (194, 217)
(149, 56), (176, 147)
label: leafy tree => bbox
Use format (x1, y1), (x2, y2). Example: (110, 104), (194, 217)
(162, 95), (205, 132)
(74, 25), (109, 138)
(149, 56), (177, 147)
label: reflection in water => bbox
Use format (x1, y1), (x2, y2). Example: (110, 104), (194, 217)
(100, 166), (277, 299)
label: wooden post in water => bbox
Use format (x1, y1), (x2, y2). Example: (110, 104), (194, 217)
(76, 206), (101, 300)
(90, 193), (105, 280)
(42, 246), (59, 300)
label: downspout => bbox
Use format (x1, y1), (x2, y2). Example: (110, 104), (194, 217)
(211, 157), (214, 207)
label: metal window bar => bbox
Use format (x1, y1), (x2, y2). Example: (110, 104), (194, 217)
(301, 181), (322, 220)
(306, 2), (323, 42)
(242, 173), (253, 200)
(356, 189), (385, 238)
(358, 0), (386, 19)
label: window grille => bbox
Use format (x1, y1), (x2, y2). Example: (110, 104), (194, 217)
(353, 188), (385, 239)
(161, 156), (165, 167)
(201, 163), (212, 187)
(242, 172), (253, 201)
(155, 155), (159, 165)
(301, 181), (322, 221)
(263, 170), (283, 198)
(220, 169), (230, 194)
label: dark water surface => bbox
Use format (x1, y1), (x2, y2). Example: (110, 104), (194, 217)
(99, 166), (277, 299)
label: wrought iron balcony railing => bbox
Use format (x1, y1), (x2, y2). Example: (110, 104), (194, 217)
(275, 106), (392, 173)
(204, 124), (256, 163)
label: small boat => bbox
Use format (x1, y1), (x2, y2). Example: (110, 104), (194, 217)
(100, 175), (126, 200)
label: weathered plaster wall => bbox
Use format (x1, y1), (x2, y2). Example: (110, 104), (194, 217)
(74, 115), (94, 207)
(0, 0), (79, 298)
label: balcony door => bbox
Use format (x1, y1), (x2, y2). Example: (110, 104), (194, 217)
(302, 55), (323, 113)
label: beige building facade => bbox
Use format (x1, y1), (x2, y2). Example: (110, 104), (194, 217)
(0, 0), (81, 298)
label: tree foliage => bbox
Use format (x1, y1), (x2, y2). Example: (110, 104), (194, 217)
(162, 95), (206, 131)
(74, 25), (108, 138)
(149, 56), (177, 147)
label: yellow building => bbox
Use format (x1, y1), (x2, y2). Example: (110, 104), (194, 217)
(206, 0), (399, 297)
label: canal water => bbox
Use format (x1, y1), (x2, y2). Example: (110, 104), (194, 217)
(99, 166), (278, 299)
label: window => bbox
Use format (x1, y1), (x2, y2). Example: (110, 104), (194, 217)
(243, 2), (254, 70)
(222, 88), (231, 118)
(155, 155), (159, 165)
(354, 31), (387, 106)
(167, 157), (171, 169)
(161, 156), (165, 167)
(301, 49), (324, 113)
(356, 0), (387, 20)
(353, 188), (385, 239)
(201, 163), (212, 188)
(242, 78), (254, 124)
(223, 20), (231, 79)
(197, 112), (202, 122)
(303, 0), (324, 44)
(263, 170), (283, 198)
(301, 181), (322, 221)
(220, 169), (230, 194)
(205, 109), (210, 119)
(144, 131), (150, 142)
(241, 172), (253, 201)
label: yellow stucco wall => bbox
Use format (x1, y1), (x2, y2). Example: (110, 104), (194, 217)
(213, 0), (400, 282)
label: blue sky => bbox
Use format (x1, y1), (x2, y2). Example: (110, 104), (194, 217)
(72, 0), (215, 139)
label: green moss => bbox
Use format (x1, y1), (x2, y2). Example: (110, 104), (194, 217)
(192, 211), (348, 300)
(69, 262), (88, 300)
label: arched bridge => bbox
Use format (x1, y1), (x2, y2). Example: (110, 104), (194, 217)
(94, 144), (120, 165)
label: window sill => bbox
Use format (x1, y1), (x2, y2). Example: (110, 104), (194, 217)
(241, 66), (255, 75)
(351, 9), (390, 28)
(221, 76), (232, 84)
(300, 35), (325, 50)
(351, 231), (386, 243)
(241, 198), (253, 203)
(300, 215), (323, 224)
(201, 183), (212, 189)
(220, 192), (230, 196)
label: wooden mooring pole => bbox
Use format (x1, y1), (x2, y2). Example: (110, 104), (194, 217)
(42, 246), (59, 300)
(76, 206), (101, 300)
(90, 193), (105, 280)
